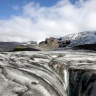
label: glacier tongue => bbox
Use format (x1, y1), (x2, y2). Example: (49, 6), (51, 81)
(0, 51), (96, 96)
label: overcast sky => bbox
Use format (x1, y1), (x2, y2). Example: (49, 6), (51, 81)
(0, 0), (96, 42)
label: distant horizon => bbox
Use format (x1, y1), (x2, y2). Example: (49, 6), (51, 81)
(0, 30), (95, 43)
(0, 0), (96, 42)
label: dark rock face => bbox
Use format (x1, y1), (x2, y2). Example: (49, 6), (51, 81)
(74, 44), (96, 50)
(69, 68), (96, 96)
(59, 40), (71, 47)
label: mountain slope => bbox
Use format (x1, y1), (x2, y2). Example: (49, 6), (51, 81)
(59, 31), (96, 48)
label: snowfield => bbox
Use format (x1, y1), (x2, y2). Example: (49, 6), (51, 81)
(0, 51), (96, 96)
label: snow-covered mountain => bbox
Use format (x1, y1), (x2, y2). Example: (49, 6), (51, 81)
(59, 31), (96, 47)
(22, 41), (37, 46)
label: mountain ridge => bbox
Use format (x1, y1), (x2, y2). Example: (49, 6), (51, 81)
(60, 31), (96, 47)
(39, 31), (96, 50)
(0, 31), (96, 51)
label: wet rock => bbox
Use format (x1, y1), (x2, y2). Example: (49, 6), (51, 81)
(69, 66), (96, 96)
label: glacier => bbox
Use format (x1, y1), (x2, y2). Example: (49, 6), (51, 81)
(0, 50), (96, 96)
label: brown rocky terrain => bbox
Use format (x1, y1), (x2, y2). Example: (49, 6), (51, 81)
(39, 37), (59, 50)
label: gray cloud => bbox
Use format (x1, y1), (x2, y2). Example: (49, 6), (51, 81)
(0, 0), (96, 42)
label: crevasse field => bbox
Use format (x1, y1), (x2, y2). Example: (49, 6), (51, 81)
(0, 50), (96, 96)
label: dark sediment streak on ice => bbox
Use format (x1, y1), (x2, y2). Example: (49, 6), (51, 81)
(0, 51), (96, 96)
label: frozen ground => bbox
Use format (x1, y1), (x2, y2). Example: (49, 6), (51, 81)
(0, 50), (96, 96)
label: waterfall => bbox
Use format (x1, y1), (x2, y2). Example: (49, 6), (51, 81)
(64, 68), (70, 96)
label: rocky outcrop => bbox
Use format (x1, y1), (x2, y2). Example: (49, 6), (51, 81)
(39, 37), (59, 50)
(39, 37), (71, 50)
(0, 51), (96, 96)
